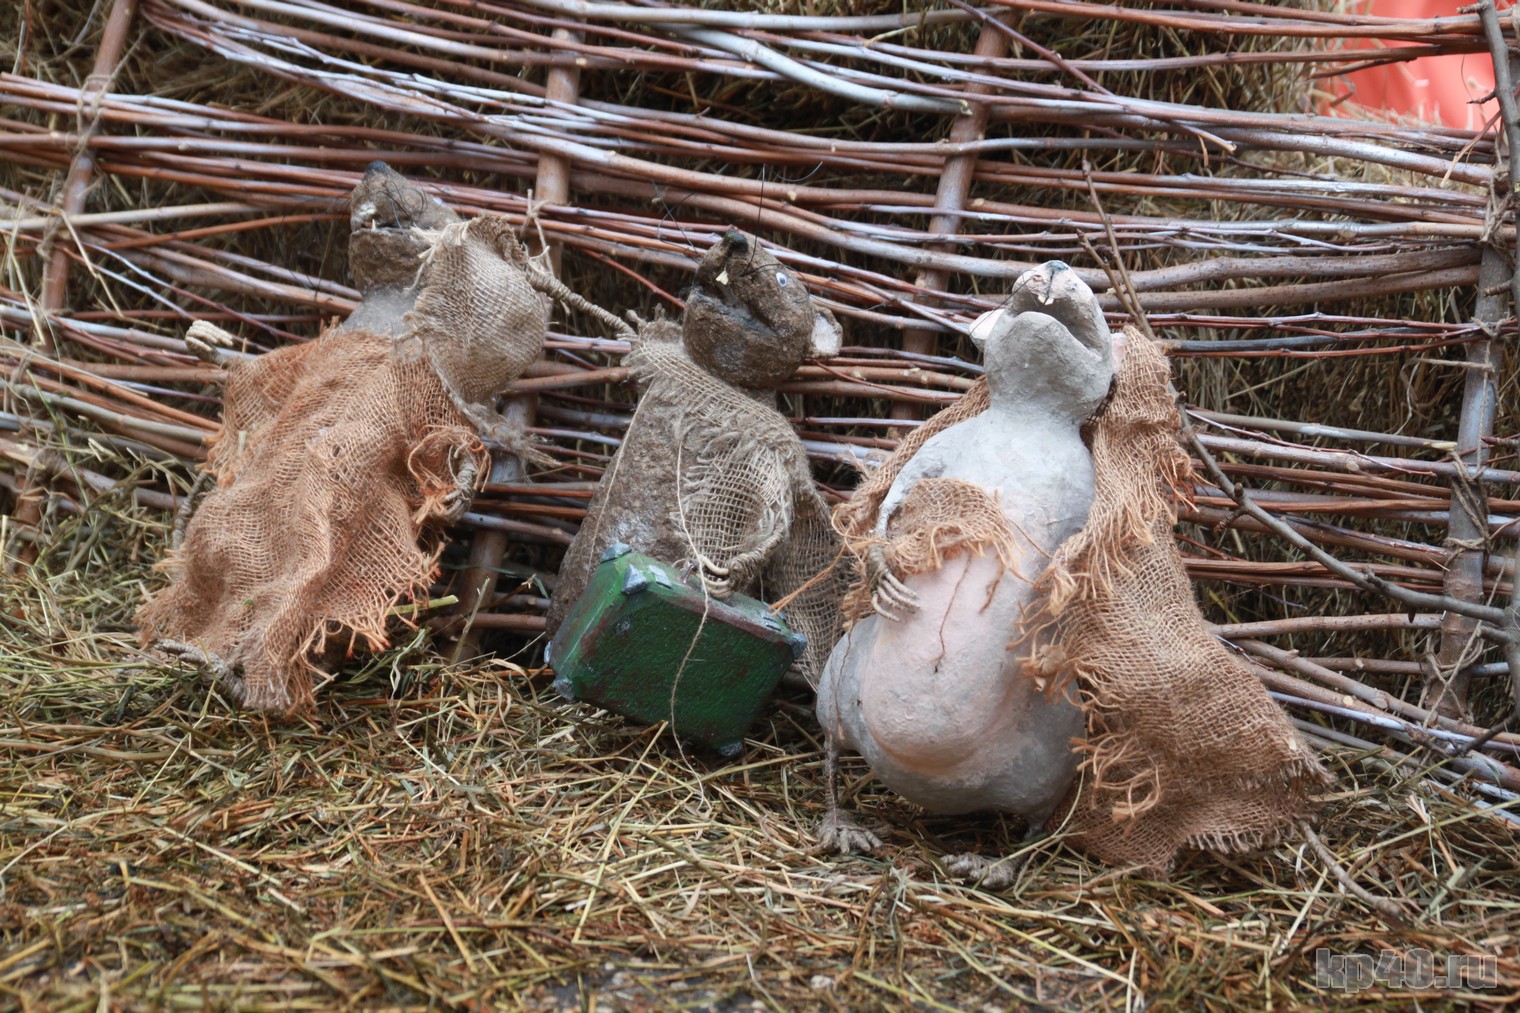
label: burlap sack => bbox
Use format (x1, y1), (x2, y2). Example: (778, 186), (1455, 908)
(837, 331), (1328, 870)
(402, 215), (547, 418)
(833, 383), (991, 567)
(137, 328), (487, 712)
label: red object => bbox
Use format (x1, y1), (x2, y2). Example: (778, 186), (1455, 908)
(1326, 0), (1498, 131)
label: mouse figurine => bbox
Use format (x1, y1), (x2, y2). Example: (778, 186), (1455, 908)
(548, 230), (847, 684)
(140, 165), (548, 712)
(816, 262), (1115, 882)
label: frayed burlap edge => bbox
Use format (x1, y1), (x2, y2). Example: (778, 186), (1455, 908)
(838, 477), (1017, 624)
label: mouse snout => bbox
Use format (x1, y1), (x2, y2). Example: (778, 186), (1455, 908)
(1023, 261), (1071, 306)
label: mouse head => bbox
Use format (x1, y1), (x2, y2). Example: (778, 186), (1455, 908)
(970, 262), (1114, 421)
(348, 161), (461, 292)
(682, 231), (842, 389)
(350, 161), (458, 233)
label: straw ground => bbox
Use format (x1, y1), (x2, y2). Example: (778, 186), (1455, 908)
(1, 488), (1517, 1011)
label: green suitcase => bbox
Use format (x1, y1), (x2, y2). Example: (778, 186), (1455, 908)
(547, 543), (806, 756)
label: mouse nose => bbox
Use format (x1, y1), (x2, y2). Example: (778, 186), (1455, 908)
(723, 230), (749, 252)
(1046, 260), (1070, 273)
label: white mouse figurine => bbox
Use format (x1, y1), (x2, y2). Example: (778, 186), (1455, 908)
(815, 261), (1116, 885)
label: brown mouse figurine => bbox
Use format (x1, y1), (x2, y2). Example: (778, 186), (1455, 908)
(548, 230), (846, 683)
(141, 165), (547, 712)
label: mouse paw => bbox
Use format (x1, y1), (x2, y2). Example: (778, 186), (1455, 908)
(815, 810), (882, 856)
(185, 320), (237, 367)
(487, 423), (555, 470)
(866, 545), (918, 619)
(153, 639), (244, 699)
(943, 852), (1025, 890)
(430, 449), (479, 523)
(695, 555), (735, 599)
(438, 486), (473, 523)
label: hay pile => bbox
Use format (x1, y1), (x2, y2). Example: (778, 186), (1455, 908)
(5, 516), (1519, 1009)
(2, 0), (1519, 1006)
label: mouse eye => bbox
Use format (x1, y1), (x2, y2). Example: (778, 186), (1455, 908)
(775, 272), (790, 287)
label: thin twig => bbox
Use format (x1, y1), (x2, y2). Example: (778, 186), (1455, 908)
(1296, 820), (1408, 926)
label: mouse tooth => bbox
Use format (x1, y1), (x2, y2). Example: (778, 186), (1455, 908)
(715, 269), (729, 286)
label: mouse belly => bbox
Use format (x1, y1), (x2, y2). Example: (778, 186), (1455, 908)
(817, 552), (1085, 822)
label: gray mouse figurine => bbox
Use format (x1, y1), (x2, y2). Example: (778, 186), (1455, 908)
(548, 231), (846, 683)
(344, 160), (463, 335)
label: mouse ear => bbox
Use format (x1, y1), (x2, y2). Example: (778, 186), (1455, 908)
(967, 307), (1005, 353)
(808, 306), (842, 359)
